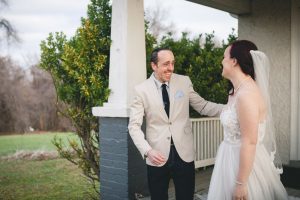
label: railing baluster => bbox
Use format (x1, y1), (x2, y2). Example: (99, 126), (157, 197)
(192, 117), (223, 168)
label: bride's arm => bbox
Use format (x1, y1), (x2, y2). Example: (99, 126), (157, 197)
(234, 91), (260, 199)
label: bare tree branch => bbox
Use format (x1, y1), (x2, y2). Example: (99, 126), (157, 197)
(145, 4), (176, 39)
(0, 18), (19, 42)
(0, 0), (8, 7)
(0, 0), (20, 43)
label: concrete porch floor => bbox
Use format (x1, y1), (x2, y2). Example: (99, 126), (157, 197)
(140, 166), (300, 200)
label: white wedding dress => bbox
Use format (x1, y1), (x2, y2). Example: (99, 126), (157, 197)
(207, 97), (288, 200)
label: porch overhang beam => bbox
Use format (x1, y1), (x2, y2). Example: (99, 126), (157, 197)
(186, 0), (251, 15)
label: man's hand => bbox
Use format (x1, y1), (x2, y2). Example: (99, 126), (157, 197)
(147, 149), (166, 165)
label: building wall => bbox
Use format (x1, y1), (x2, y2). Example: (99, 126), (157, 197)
(238, 0), (291, 164)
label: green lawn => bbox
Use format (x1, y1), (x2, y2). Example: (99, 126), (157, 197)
(0, 132), (78, 156)
(0, 132), (98, 200)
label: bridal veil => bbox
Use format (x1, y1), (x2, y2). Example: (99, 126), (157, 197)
(250, 50), (283, 173)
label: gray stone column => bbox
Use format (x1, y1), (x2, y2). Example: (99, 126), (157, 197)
(92, 0), (148, 199)
(99, 118), (148, 199)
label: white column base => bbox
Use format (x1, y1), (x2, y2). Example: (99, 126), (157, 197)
(92, 104), (130, 117)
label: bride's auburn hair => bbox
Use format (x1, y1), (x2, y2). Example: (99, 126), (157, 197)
(228, 40), (258, 95)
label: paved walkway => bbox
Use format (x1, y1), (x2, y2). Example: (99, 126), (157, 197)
(140, 166), (300, 200)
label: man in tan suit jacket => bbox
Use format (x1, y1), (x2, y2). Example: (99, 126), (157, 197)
(128, 48), (223, 200)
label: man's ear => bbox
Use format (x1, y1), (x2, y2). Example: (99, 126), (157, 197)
(151, 62), (157, 71)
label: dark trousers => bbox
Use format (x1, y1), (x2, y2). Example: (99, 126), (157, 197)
(147, 145), (195, 200)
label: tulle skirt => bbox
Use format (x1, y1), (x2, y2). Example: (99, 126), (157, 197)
(207, 141), (288, 200)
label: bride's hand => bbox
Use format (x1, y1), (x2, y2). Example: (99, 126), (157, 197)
(233, 184), (248, 200)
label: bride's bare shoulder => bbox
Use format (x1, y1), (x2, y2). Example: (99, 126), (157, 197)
(239, 81), (260, 97)
(236, 82), (262, 106)
(236, 81), (266, 115)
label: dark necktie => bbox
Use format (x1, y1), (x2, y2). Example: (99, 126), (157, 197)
(162, 84), (170, 118)
(162, 84), (174, 145)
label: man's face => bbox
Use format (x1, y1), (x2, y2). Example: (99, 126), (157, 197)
(151, 50), (175, 83)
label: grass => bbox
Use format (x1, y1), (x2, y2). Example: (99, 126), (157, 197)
(0, 132), (78, 156)
(0, 132), (98, 200)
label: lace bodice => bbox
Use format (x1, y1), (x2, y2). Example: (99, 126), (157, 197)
(220, 102), (266, 144)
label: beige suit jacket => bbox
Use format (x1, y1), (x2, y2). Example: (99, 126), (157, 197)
(128, 73), (223, 166)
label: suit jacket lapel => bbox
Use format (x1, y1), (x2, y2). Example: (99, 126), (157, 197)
(149, 75), (169, 120)
(169, 74), (176, 120)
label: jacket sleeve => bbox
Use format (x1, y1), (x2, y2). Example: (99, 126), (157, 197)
(128, 87), (152, 159)
(187, 76), (224, 117)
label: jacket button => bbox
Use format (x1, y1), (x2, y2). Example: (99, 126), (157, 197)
(167, 137), (171, 140)
(169, 122), (172, 125)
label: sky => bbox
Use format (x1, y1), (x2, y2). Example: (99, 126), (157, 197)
(0, 0), (237, 68)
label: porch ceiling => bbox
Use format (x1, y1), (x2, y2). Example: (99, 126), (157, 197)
(186, 0), (251, 15)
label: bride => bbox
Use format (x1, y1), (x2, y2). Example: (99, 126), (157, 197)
(207, 40), (288, 200)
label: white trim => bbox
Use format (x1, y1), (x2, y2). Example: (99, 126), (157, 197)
(92, 104), (129, 117)
(290, 0), (300, 160)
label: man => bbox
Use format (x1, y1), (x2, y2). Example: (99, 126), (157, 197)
(128, 48), (223, 200)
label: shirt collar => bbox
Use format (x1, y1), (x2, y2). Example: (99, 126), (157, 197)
(152, 73), (169, 89)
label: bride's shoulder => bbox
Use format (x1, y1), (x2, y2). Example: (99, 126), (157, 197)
(236, 82), (266, 120)
(239, 81), (259, 97)
(236, 83), (261, 106)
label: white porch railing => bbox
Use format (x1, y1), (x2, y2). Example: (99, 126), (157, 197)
(192, 117), (223, 168)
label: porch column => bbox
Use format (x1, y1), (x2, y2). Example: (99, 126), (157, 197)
(92, 0), (148, 199)
(291, 0), (300, 161)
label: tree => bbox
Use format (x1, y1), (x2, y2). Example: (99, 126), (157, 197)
(0, 0), (19, 44)
(0, 1), (21, 133)
(40, 0), (111, 196)
(0, 56), (27, 133)
(144, 4), (176, 39)
(29, 65), (73, 131)
(145, 20), (157, 77)
(0, 56), (70, 134)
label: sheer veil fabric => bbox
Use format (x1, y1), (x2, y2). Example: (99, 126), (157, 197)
(250, 50), (283, 173)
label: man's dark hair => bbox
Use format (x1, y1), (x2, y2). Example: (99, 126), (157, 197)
(150, 48), (172, 64)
